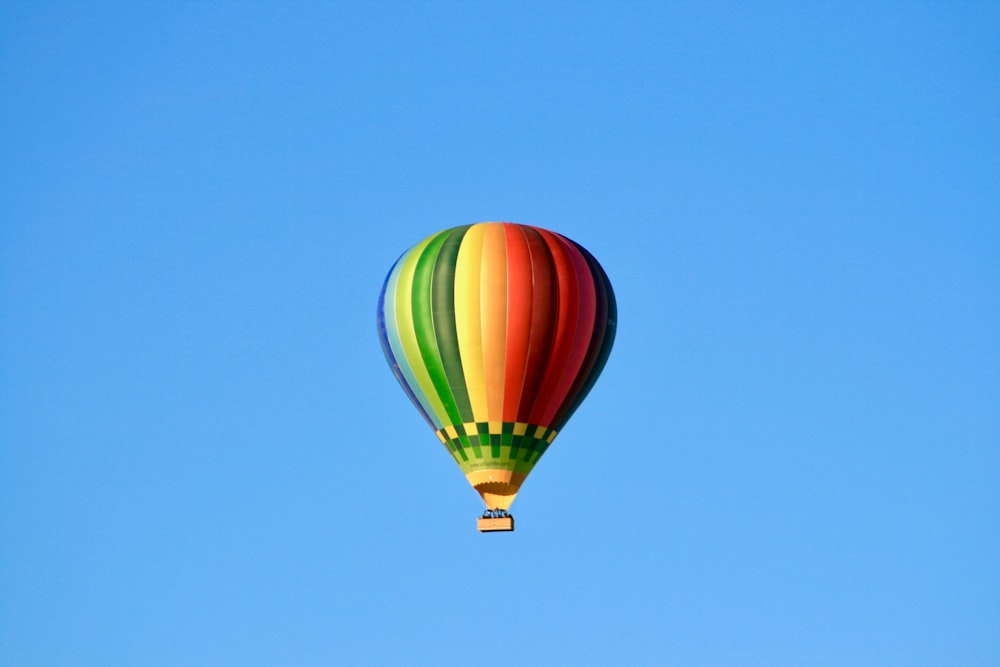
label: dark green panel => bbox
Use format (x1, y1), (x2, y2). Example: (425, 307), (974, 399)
(460, 433), (482, 459)
(430, 226), (475, 423)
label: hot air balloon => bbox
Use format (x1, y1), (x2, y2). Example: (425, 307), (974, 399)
(376, 222), (616, 531)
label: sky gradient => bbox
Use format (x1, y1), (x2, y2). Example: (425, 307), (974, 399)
(2, 3), (998, 666)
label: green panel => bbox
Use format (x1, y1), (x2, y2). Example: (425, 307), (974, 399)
(508, 433), (524, 461)
(461, 433), (482, 459)
(438, 422), (551, 477)
(392, 236), (452, 426)
(411, 232), (463, 425)
(430, 227), (475, 423)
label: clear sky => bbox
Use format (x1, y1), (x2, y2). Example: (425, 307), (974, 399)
(1, 2), (998, 666)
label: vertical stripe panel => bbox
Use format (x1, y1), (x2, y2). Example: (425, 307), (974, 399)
(454, 224), (489, 422)
(536, 236), (597, 426)
(515, 227), (557, 423)
(501, 224), (533, 422)
(480, 223), (508, 424)
(431, 227), (475, 423)
(411, 232), (463, 425)
(393, 236), (451, 426)
(527, 229), (579, 427)
(552, 243), (617, 430)
(377, 258), (438, 429)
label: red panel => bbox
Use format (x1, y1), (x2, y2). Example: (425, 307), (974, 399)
(552, 248), (612, 429)
(515, 227), (557, 423)
(537, 235), (597, 426)
(527, 229), (580, 427)
(502, 224), (533, 422)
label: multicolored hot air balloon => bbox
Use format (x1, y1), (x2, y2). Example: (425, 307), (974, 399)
(376, 222), (616, 531)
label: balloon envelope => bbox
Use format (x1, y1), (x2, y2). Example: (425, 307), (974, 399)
(377, 222), (616, 510)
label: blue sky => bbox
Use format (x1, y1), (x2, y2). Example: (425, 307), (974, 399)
(1, 2), (997, 665)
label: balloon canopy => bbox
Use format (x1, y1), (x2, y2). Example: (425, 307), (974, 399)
(376, 222), (616, 513)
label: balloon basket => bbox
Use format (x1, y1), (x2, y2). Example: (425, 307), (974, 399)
(477, 510), (514, 532)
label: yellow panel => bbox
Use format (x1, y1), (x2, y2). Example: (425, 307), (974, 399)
(454, 225), (488, 421)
